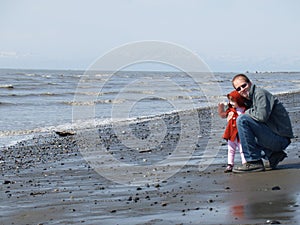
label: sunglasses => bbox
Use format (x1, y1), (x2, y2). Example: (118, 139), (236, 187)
(236, 83), (248, 91)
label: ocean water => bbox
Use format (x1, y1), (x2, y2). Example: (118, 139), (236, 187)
(1, 68), (300, 147)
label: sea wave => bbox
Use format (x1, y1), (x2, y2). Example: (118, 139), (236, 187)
(0, 101), (16, 106)
(0, 84), (14, 89)
(63, 98), (126, 106)
(0, 106), (200, 139)
(1, 92), (74, 98)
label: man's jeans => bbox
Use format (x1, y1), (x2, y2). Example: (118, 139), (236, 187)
(237, 114), (291, 161)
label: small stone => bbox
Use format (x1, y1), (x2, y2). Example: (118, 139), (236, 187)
(161, 202), (168, 207)
(55, 130), (75, 137)
(271, 186), (281, 191)
(266, 219), (281, 224)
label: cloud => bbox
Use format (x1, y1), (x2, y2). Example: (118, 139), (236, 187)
(203, 54), (300, 72)
(0, 51), (31, 58)
(0, 51), (18, 58)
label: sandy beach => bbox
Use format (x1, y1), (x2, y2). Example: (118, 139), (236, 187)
(1, 91), (300, 225)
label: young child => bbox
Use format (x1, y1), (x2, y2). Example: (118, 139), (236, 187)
(218, 90), (247, 172)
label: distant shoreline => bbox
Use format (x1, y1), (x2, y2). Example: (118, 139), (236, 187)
(1, 67), (300, 73)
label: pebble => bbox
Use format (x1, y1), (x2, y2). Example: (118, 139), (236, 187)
(271, 186), (281, 191)
(3, 180), (12, 184)
(161, 202), (168, 207)
(266, 220), (281, 224)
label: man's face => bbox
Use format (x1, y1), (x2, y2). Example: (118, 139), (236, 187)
(233, 77), (251, 99)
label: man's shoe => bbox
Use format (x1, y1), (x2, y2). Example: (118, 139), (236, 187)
(269, 151), (287, 169)
(232, 160), (265, 173)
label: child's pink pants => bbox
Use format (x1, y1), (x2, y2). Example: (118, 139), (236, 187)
(227, 138), (247, 165)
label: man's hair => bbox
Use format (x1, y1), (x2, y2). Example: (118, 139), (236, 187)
(232, 74), (251, 86)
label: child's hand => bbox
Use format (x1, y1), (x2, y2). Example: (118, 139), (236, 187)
(218, 102), (225, 107)
(227, 111), (234, 122)
(218, 102), (227, 118)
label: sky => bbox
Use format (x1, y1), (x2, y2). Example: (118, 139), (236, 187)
(0, 0), (300, 72)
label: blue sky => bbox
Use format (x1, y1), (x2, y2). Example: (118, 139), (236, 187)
(0, 0), (299, 72)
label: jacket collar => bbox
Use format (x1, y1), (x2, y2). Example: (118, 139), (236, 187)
(249, 83), (255, 100)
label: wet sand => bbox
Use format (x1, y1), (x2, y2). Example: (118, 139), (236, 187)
(1, 92), (300, 225)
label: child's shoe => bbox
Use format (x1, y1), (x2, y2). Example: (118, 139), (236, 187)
(224, 164), (233, 173)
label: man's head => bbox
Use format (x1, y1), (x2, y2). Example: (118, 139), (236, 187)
(232, 74), (252, 99)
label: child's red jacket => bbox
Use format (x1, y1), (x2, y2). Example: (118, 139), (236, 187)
(222, 107), (240, 142)
(222, 90), (247, 142)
